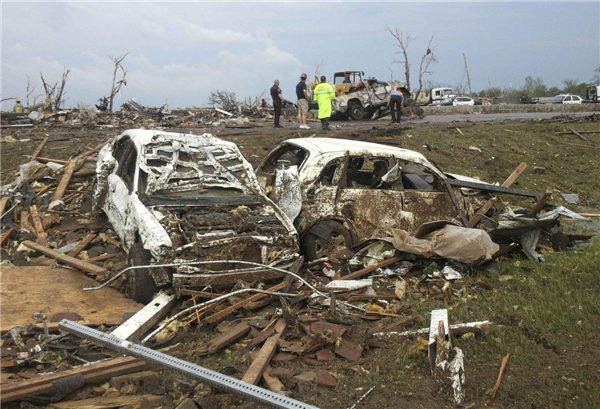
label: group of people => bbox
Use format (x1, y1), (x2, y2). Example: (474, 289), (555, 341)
(270, 74), (335, 131)
(270, 74), (405, 131)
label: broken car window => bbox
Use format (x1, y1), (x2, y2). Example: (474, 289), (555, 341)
(344, 157), (391, 189)
(398, 161), (444, 192)
(260, 144), (308, 174)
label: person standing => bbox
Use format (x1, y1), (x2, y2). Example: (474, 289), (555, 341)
(270, 80), (285, 128)
(13, 100), (24, 113)
(313, 75), (336, 131)
(296, 73), (310, 129)
(387, 87), (404, 124)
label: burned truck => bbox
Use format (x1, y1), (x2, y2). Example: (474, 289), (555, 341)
(313, 71), (410, 120)
(94, 130), (298, 303)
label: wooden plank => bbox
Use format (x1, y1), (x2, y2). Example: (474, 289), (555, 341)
(111, 293), (176, 342)
(203, 282), (287, 324)
(263, 365), (284, 392)
(348, 294), (398, 301)
(570, 128), (588, 141)
(34, 183), (55, 197)
(241, 319), (286, 385)
(52, 157), (78, 203)
(99, 232), (122, 248)
(29, 205), (48, 246)
(20, 210), (34, 232)
(67, 234), (97, 257)
(179, 289), (223, 299)
(528, 192), (551, 216)
(22, 241), (106, 275)
(0, 228), (14, 246)
(555, 130), (600, 135)
(31, 136), (49, 161)
(468, 162), (527, 227)
(48, 394), (163, 408)
(25, 156), (69, 165)
(86, 252), (121, 262)
(561, 141), (600, 149)
(0, 266), (141, 333)
(207, 322), (251, 353)
(0, 197), (10, 215)
(338, 257), (402, 281)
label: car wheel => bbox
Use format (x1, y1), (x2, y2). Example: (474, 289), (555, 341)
(348, 102), (364, 120)
(127, 241), (158, 304)
(303, 221), (353, 260)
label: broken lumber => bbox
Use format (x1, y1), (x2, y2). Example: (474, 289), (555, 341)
(570, 128), (588, 141)
(0, 197), (10, 215)
(31, 136), (49, 161)
(0, 228), (14, 246)
(111, 293), (176, 341)
(469, 162), (527, 227)
(20, 210), (34, 232)
(24, 156), (69, 165)
(67, 233), (97, 257)
(555, 130), (600, 135)
(99, 232), (122, 248)
(456, 128), (464, 136)
(490, 353), (510, 399)
(215, 108), (233, 116)
(373, 320), (491, 338)
(22, 240), (106, 275)
(241, 319), (286, 385)
(203, 281), (287, 324)
(528, 192), (551, 216)
(207, 322), (251, 353)
(179, 289), (222, 299)
(263, 365), (284, 392)
(339, 256), (402, 281)
(47, 395), (163, 409)
(561, 141), (600, 149)
(34, 183), (55, 197)
(29, 205), (48, 246)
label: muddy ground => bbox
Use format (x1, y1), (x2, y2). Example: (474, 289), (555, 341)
(1, 112), (599, 408)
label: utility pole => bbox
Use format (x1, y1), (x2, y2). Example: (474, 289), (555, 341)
(463, 53), (472, 97)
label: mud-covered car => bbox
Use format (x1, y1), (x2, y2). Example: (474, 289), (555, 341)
(94, 130), (298, 303)
(257, 138), (545, 260)
(331, 79), (410, 120)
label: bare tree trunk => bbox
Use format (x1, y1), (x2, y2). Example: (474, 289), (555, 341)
(53, 67), (71, 110)
(107, 53), (129, 113)
(385, 27), (412, 90)
(415, 36), (437, 107)
(40, 73), (56, 112)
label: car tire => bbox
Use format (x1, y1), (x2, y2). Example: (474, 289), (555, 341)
(303, 221), (353, 261)
(127, 241), (157, 304)
(348, 102), (364, 120)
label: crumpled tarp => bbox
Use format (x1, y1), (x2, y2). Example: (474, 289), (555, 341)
(274, 165), (302, 222)
(392, 225), (499, 263)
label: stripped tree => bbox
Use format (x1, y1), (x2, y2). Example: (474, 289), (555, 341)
(40, 66), (70, 112)
(108, 53), (129, 113)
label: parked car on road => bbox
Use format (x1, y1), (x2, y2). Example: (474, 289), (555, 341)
(95, 130), (298, 303)
(537, 94), (583, 104)
(430, 96), (456, 106)
(257, 138), (543, 260)
(453, 97), (475, 106)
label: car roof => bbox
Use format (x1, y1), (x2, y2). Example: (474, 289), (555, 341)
(284, 138), (429, 162)
(118, 129), (238, 150)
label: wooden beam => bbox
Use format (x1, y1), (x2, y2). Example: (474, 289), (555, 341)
(0, 228), (14, 246)
(207, 322), (251, 353)
(51, 157), (78, 203)
(241, 319), (286, 385)
(338, 257), (402, 281)
(0, 197), (10, 215)
(263, 365), (284, 392)
(22, 240), (106, 275)
(528, 192), (551, 217)
(31, 137), (49, 161)
(20, 210), (34, 232)
(67, 234), (97, 257)
(570, 128), (588, 141)
(203, 282), (287, 324)
(48, 394), (163, 409)
(111, 293), (176, 341)
(99, 232), (122, 248)
(468, 162), (527, 227)
(179, 289), (223, 299)
(24, 156), (69, 165)
(29, 205), (48, 246)
(34, 183), (55, 198)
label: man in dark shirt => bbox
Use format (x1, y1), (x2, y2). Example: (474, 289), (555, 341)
(296, 73), (310, 129)
(270, 80), (285, 128)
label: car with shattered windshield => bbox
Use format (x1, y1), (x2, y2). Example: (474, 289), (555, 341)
(257, 138), (551, 260)
(94, 130), (298, 303)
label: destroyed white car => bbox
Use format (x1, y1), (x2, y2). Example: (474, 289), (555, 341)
(94, 130), (298, 303)
(257, 138), (548, 260)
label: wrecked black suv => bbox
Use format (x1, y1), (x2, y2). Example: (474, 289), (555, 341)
(94, 130), (298, 303)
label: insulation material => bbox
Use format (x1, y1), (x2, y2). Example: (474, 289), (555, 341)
(274, 165), (302, 222)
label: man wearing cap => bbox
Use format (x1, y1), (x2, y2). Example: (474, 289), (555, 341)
(296, 74), (310, 129)
(313, 76), (336, 131)
(270, 80), (285, 128)
(387, 87), (404, 124)
(13, 100), (24, 113)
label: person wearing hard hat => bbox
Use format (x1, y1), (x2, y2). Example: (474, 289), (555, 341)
(296, 73), (310, 129)
(313, 75), (336, 131)
(13, 100), (24, 113)
(387, 87), (404, 124)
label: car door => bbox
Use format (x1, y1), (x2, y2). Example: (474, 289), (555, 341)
(563, 96), (572, 104)
(396, 161), (461, 234)
(105, 139), (138, 243)
(335, 156), (406, 242)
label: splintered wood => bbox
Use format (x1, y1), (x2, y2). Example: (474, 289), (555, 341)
(242, 319), (286, 385)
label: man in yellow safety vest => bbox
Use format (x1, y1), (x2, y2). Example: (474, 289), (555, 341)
(313, 75), (336, 131)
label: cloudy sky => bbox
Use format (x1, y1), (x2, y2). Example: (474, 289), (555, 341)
(1, 1), (598, 109)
